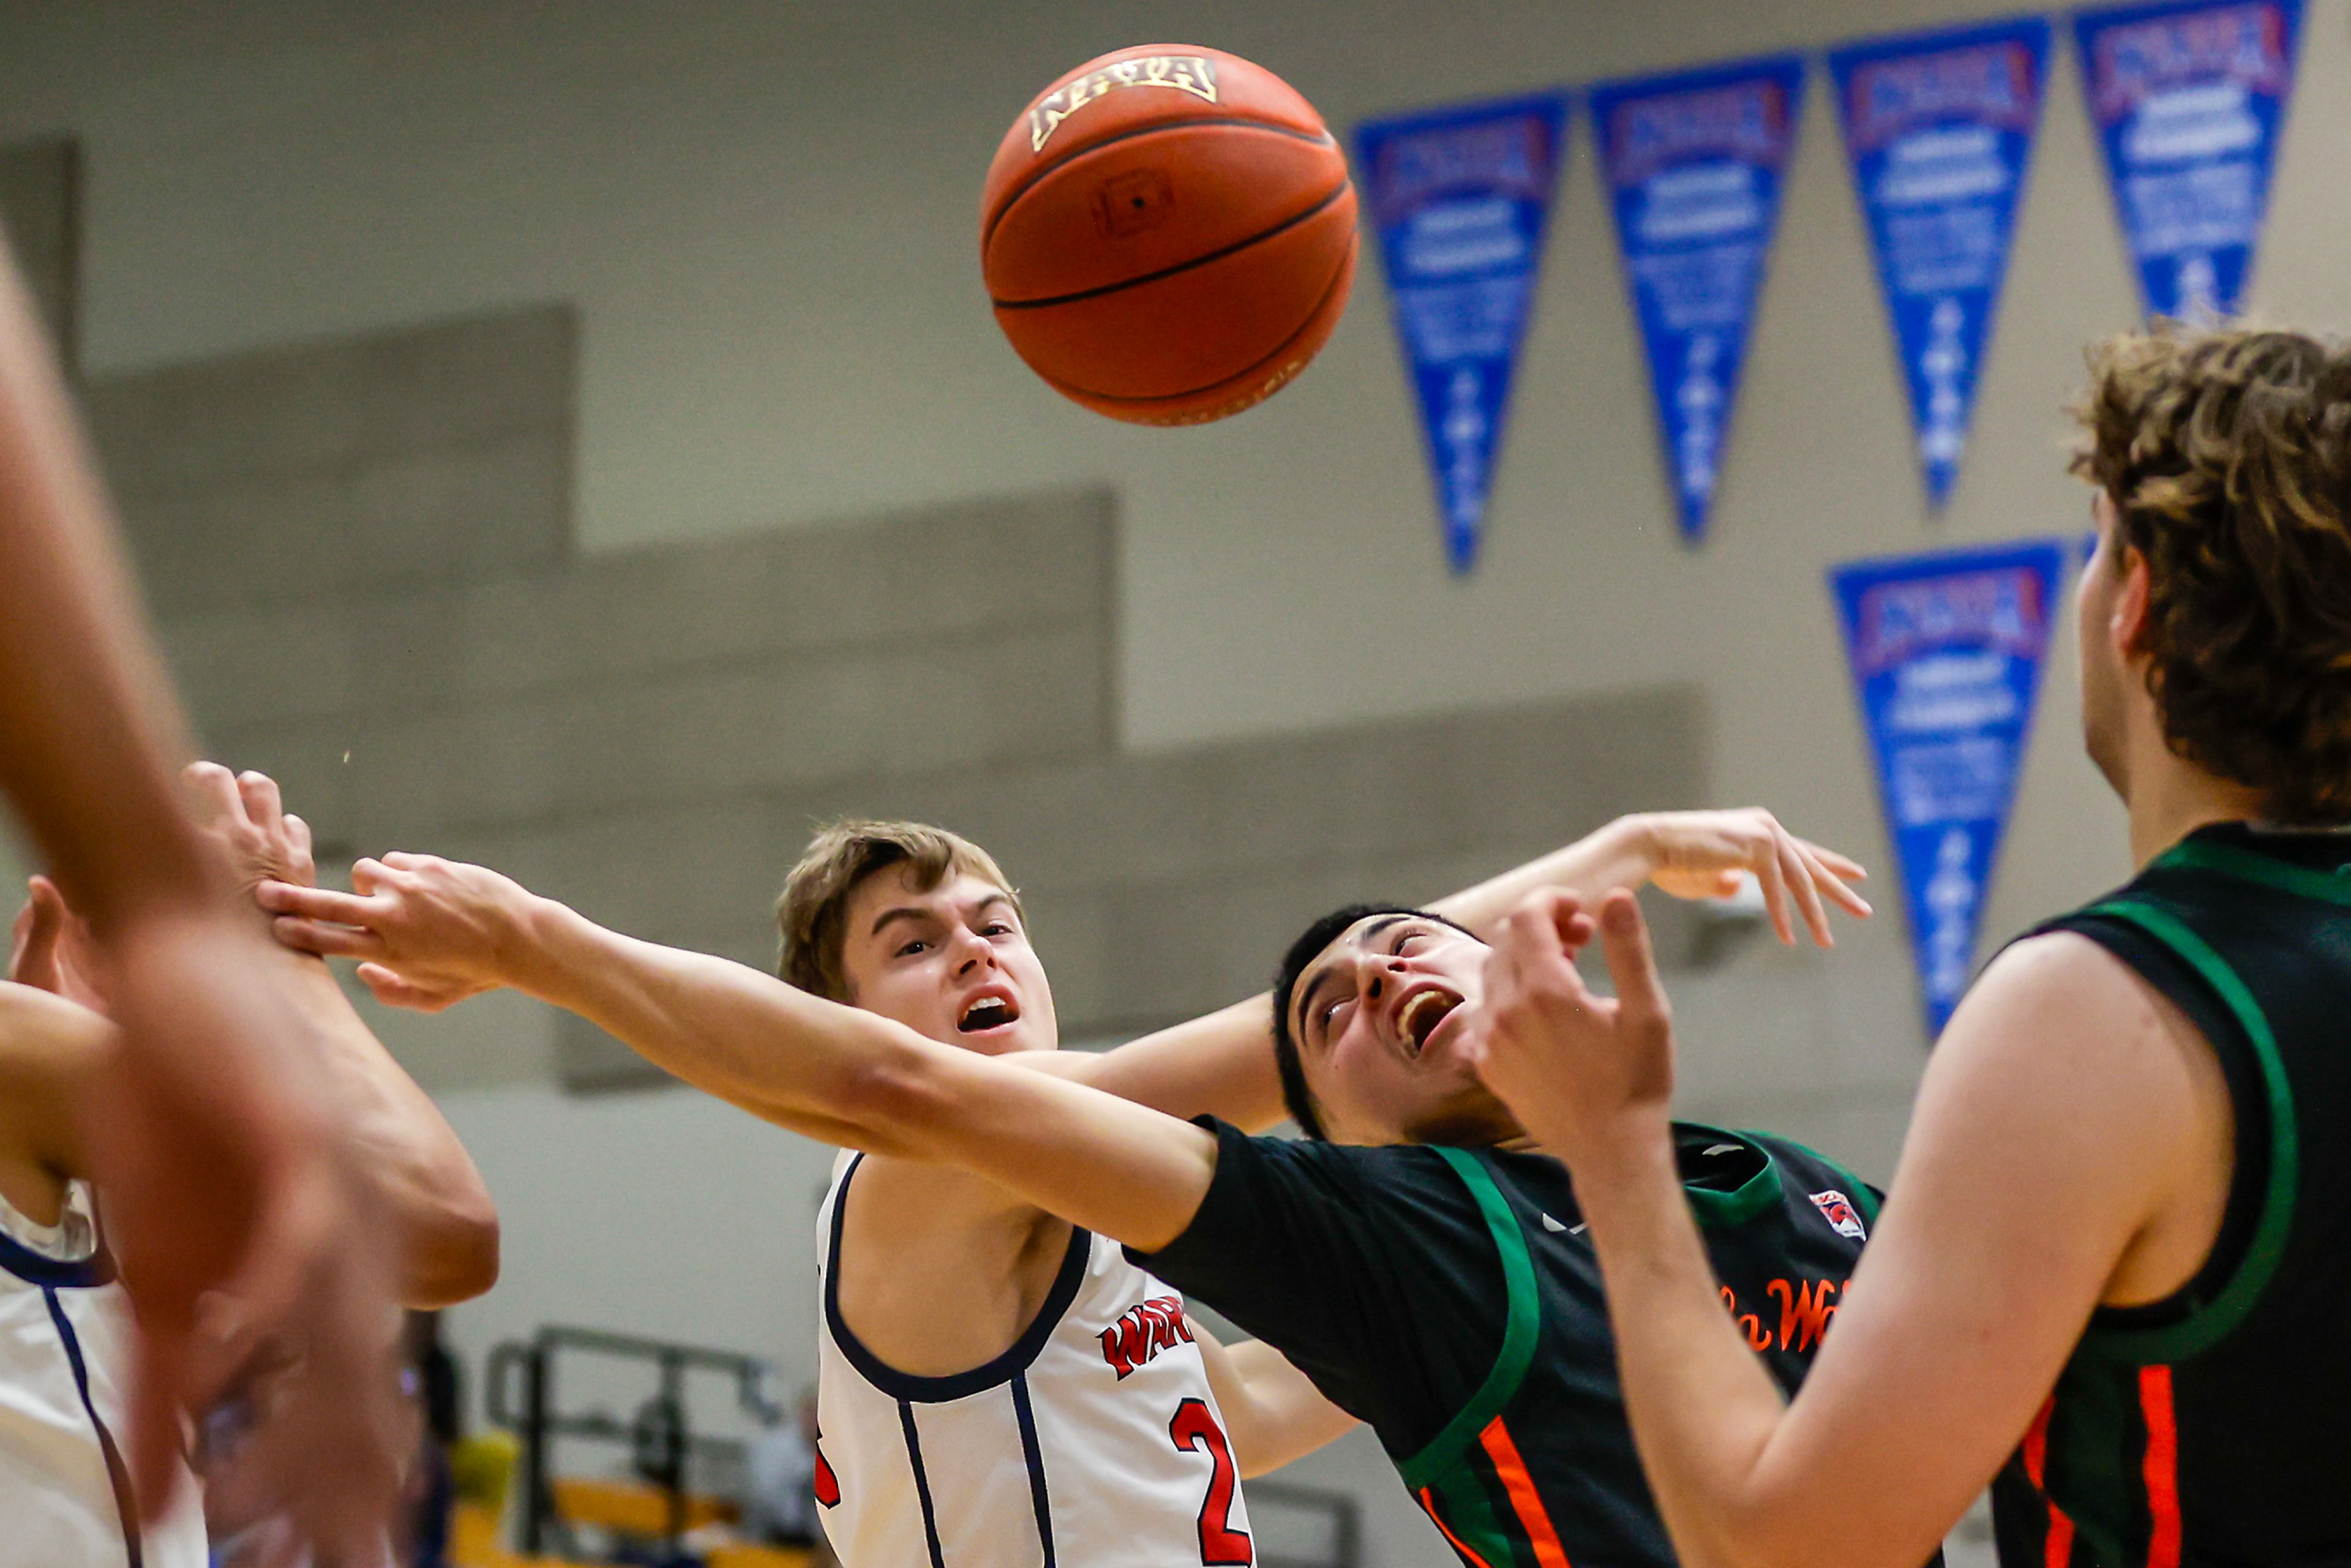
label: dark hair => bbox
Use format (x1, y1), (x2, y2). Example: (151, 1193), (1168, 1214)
(1269, 903), (1474, 1141)
(2074, 324), (2351, 822)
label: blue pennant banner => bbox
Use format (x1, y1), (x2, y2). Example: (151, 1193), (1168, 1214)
(1831, 18), (2050, 511)
(2075, 0), (2304, 320)
(1831, 539), (2066, 1039)
(1356, 91), (1571, 574)
(1591, 56), (1805, 545)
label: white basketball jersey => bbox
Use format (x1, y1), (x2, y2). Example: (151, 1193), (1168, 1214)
(0, 1182), (205, 1568)
(815, 1154), (1254, 1567)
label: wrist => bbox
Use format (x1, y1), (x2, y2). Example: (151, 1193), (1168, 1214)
(1571, 814), (1660, 898)
(501, 893), (587, 1004)
(1577, 1108), (1678, 1190)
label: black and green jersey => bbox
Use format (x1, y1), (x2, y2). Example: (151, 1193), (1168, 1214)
(1131, 1118), (1883, 1568)
(1991, 822), (2351, 1568)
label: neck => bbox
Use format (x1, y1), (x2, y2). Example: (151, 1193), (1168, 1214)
(2122, 735), (2270, 868)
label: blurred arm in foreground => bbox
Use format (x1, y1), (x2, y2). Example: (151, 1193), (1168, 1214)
(0, 229), (401, 1553)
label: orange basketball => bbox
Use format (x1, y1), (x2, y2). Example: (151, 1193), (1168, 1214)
(980, 45), (1357, 426)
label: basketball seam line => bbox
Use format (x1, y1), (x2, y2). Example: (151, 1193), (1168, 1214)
(989, 178), (1351, 312)
(982, 119), (1335, 255)
(1035, 239), (1351, 409)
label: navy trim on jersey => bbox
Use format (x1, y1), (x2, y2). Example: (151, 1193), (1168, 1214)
(826, 1153), (1093, 1402)
(0, 1225), (112, 1289)
(1010, 1372), (1057, 1568)
(896, 1399), (947, 1568)
(45, 1287), (143, 1568)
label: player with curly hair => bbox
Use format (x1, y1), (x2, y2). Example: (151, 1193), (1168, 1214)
(1464, 323), (2351, 1568)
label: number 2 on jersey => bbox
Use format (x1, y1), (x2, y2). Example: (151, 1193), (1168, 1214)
(1169, 1397), (1253, 1566)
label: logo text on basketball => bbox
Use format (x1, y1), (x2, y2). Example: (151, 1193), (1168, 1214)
(1030, 57), (1219, 154)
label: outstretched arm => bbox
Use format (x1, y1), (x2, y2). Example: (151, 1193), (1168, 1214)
(263, 855), (1222, 1250)
(0, 231), (399, 1550)
(1056, 810), (1870, 1130)
(1466, 890), (2202, 1568)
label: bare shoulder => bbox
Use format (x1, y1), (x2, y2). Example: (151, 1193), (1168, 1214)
(1898, 930), (2230, 1299)
(1941, 929), (2187, 1072)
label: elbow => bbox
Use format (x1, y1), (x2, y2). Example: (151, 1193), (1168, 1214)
(398, 1186), (503, 1308)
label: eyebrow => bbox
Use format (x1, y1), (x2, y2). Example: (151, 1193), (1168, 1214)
(868, 891), (1014, 940)
(1292, 915), (1412, 1045)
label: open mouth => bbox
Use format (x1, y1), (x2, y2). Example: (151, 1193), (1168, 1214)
(1396, 988), (1461, 1060)
(958, 995), (1021, 1033)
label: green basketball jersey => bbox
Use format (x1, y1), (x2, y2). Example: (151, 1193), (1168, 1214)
(1992, 822), (2351, 1568)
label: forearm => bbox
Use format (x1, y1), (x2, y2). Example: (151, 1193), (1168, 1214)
(504, 901), (1217, 1248)
(269, 951), (498, 1307)
(1073, 997), (1287, 1131)
(0, 239), (214, 929)
(1433, 817), (1653, 934)
(1573, 1127), (1796, 1568)
(506, 899), (931, 1148)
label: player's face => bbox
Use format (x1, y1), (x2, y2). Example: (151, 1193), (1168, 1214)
(1288, 914), (1520, 1147)
(2077, 492), (2131, 798)
(836, 866), (1059, 1056)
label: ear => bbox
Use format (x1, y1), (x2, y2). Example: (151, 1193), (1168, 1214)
(2109, 538), (2154, 662)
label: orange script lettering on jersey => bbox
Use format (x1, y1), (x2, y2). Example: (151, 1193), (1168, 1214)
(1722, 1277), (1845, 1354)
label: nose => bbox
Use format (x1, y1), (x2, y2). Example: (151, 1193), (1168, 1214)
(1357, 947), (1406, 1003)
(950, 925), (998, 975)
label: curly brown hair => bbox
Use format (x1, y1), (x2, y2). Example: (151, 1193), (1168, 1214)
(2072, 325), (2351, 822)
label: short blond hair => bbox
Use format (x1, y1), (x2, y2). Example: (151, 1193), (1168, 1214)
(776, 820), (1022, 1001)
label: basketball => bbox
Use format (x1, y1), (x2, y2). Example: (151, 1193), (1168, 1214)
(980, 45), (1357, 426)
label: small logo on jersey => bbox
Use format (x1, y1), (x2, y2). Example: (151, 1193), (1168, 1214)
(812, 1440), (839, 1509)
(1539, 1212), (1586, 1236)
(1100, 1296), (1195, 1380)
(1809, 1189), (1867, 1241)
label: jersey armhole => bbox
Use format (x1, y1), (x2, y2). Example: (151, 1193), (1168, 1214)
(2068, 899), (2300, 1365)
(1395, 1148), (1539, 1495)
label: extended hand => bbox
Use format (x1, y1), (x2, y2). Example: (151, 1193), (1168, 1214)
(182, 763), (317, 895)
(257, 852), (533, 1011)
(1464, 889), (1677, 1166)
(1632, 809), (1870, 947)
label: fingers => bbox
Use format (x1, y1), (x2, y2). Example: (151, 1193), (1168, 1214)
(1794, 839), (1874, 920)
(234, 770), (285, 832)
(355, 962), (454, 1013)
(254, 880), (375, 925)
(1752, 832), (1796, 945)
(282, 812), (312, 865)
(1799, 839), (1869, 882)
(1777, 828), (1834, 947)
(181, 761), (247, 831)
(9, 875), (66, 989)
(271, 917), (385, 962)
(1597, 890), (1668, 1031)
